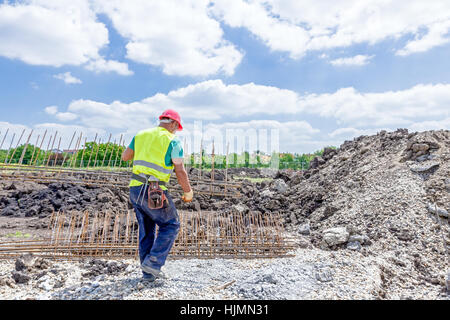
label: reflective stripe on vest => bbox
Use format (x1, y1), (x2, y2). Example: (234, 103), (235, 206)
(129, 127), (175, 189)
(132, 160), (173, 175)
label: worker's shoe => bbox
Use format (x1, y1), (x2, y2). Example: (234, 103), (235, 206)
(141, 273), (156, 282)
(141, 262), (167, 279)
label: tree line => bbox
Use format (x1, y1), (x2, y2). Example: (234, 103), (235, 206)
(0, 142), (127, 168)
(186, 147), (336, 170)
(1, 142), (336, 171)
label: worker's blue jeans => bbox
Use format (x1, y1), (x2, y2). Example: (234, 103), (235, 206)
(129, 185), (180, 277)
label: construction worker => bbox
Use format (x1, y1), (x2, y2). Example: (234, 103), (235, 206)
(121, 109), (193, 281)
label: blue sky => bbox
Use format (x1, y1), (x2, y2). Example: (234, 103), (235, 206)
(0, 0), (449, 154)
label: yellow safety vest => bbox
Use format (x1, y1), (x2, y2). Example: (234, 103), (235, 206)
(129, 126), (175, 190)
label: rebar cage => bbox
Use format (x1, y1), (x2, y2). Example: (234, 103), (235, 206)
(0, 209), (296, 260)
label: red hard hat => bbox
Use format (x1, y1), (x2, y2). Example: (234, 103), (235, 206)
(159, 109), (183, 131)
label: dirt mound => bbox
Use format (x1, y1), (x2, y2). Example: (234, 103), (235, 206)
(230, 128), (449, 298)
(0, 181), (130, 218)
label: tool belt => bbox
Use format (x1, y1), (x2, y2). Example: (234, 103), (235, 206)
(147, 181), (167, 209)
(132, 173), (167, 209)
(131, 173), (166, 186)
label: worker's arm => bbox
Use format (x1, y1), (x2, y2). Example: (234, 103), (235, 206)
(173, 158), (193, 202)
(121, 147), (134, 162)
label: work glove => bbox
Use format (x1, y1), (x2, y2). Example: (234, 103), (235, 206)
(182, 189), (193, 202)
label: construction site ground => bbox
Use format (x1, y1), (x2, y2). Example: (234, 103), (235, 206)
(0, 128), (449, 300)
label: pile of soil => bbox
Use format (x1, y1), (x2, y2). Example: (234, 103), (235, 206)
(0, 181), (130, 218)
(222, 128), (449, 297)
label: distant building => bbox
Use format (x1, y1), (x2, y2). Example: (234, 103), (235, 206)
(63, 149), (78, 155)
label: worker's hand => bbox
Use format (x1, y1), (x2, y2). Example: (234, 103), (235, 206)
(182, 189), (193, 202)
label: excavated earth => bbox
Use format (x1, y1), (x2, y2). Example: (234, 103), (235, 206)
(0, 128), (449, 300)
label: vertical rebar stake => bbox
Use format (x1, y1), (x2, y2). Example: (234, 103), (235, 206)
(4, 133), (15, 164)
(108, 139), (116, 168)
(46, 131), (57, 167)
(8, 129), (25, 164)
(211, 139), (215, 195)
(113, 134), (123, 168)
(0, 128), (9, 151)
(19, 129), (34, 166)
(86, 133), (98, 170)
(59, 131), (76, 172)
(80, 137), (87, 168)
(33, 130), (47, 166)
(101, 133), (112, 167)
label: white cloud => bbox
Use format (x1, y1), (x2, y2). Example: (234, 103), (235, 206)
(63, 80), (304, 131)
(329, 55), (374, 66)
(5, 76), (450, 154)
(210, 0), (310, 59)
(2, 0), (449, 77)
(53, 72), (82, 84)
(45, 105), (78, 122)
(0, 121), (105, 151)
(211, 0), (450, 58)
(55, 112), (78, 122)
(43, 80), (450, 137)
(44, 105), (58, 115)
(200, 120), (320, 153)
(328, 127), (387, 139)
(0, 0), (108, 67)
(396, 20), (450, 56)
(85, 58), (133, 76)
(301, 84), (450, 127)
(93, 0), (243, 77)
(0, 1), (133, 76)
(408, 118), (450, 132)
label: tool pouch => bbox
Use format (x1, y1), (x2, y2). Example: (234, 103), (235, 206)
(148, 181), (167, 209)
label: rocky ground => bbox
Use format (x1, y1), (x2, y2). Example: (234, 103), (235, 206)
(0, 181), (130, 218)
(0, 248), (437, 300)
(0, 128), (449, 300)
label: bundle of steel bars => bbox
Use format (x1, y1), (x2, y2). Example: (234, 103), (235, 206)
(0, 163), (242, 197)
(0, 210), (296, 260)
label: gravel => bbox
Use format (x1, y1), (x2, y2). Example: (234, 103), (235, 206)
(0, 245), (447, 300)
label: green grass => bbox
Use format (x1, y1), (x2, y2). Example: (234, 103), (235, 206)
(3, 231), (32, 238)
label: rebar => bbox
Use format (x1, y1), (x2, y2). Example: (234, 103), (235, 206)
(0, 128), (9, 150)
(59, 131), (76, 170)
(108, 138), (116, 167)
(8, 129), (25, 164)
(101, 134), (112, 167)
(0, 209), (296, 261)
(4, 132), (16, 164)
(0, 163), (242, 197)
(70, 132), (82, 168)
(46, 131), (57, 167)
(113, 134), (123, 168)
(86, 133), (98, 170)
(29, 134), (40, 166)
(80, 137), (87, 168)
(41, 134), (53, 167)
(19, 129), (33, 165)
(33, 129), (47, 166)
